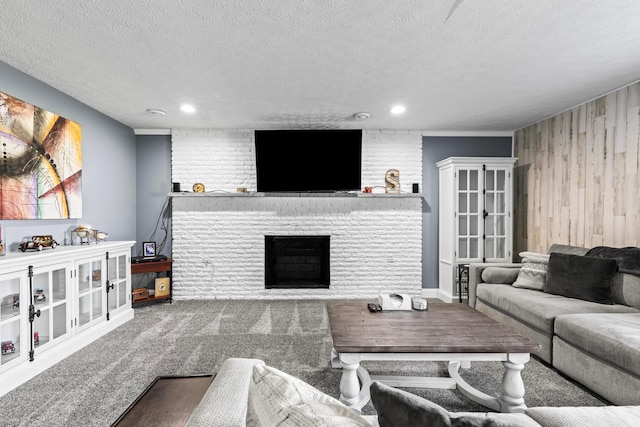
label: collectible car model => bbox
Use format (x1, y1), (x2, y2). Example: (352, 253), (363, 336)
(1, 340), (15, 354)
(34, 289), (46, 302)
(19, 235), (58, 252)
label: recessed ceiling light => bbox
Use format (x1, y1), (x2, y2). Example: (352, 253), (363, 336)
(180, 104), (196, 113)
(353, 112), (370, 120)
(390, 105), (406, 115)
(146, 108), (166, 116)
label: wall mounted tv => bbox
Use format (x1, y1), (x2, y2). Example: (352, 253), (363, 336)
(255, 129), (362, 193)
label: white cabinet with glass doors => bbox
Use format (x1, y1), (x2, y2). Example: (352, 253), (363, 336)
(0, 241), (134, 397)
(437, 157), (517, 302)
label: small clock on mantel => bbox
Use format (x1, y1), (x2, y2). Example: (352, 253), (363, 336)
(192, 183), (205, 193)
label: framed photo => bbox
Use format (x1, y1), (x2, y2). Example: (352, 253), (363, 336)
(143, 241), (156, 258)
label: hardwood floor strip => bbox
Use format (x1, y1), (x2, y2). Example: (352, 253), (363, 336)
(112, 375), (214, 427)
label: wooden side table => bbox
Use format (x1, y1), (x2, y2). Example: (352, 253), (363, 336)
(131, 258), (173, 304)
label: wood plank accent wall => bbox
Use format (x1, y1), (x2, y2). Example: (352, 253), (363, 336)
(514, 82), (640, 254)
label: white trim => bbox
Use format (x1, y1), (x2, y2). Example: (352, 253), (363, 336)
(422, 131), (514, 137)
(421, 288), (439, 299)
(134, 128), (172, 135)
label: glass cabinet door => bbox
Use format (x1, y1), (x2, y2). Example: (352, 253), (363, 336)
(108, 253), (129, 314)
(76, 257), (105, 330)
(32, 265), (71, 352)
(456, 167), (482, 261)
(1, 272), (23, 370)
(484, 168), (510, 261)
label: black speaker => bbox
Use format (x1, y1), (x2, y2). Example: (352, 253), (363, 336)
(412, 183), (419, 193)
(172, 182), (181, 192)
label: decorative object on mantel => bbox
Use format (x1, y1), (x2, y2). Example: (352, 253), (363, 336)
(73, 224), (108, 245)
(0, 91), (83, 219)
(237, 187), (247, 193)
(385, 168), (400, 193)
(192, 182), (205, 192)
(364, 187), (372, 193)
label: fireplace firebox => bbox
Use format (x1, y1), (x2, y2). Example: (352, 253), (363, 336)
(265, 236), (330, 289)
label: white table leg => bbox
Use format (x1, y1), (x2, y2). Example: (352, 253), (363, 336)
(498, 354), (529, 413)
(339, 359), (361, 409)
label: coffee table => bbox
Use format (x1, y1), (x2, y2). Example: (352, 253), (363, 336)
(327, 302), (541, 413)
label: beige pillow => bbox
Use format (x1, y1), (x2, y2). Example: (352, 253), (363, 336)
(512, 251), (550, 290)
(248, 364), (371, 426)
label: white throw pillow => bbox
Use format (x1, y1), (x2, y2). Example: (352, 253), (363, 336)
(247, 364), (372, 426)
(512, 251), (550, 290)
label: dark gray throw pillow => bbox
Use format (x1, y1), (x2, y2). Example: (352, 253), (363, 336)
(370, 381), (502, 427)
(544, 252), (617, 304)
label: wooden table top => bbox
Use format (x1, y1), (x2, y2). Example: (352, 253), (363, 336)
(327, 302), (541, 354)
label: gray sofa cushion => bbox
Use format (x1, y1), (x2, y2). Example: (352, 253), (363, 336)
(476, 284), (638, 335)
(526, 406), (640, 427)
(548, 244), (590, 256)
(544, 253), (617, 304)
(481, 267), (520, 284)
(370, 381), (538, 427)
(554, 313), (640, 378)
(612, 272), (640, 310)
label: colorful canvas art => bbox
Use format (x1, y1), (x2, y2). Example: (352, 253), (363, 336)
(0, 92), (82, 219)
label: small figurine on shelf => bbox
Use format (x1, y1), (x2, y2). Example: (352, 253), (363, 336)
(73, 225), (108, 244)
(19, 235), (58, 252)
(1, 340), (15, 354)
(34, 331), (39, 346)
(93, 230), (108, 243)
(74, 224), (93, 245)
(34, 288), (46, 302)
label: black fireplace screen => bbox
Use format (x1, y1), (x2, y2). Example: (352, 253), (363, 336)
(265, 236), (330, 289)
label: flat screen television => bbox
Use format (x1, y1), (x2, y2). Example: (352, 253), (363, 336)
(255, 129), (362, 192)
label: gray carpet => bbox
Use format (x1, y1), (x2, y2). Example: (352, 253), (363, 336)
(0, 300), (606, 426)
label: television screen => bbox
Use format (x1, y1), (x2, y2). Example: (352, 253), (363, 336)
(255, 129), (362, 192)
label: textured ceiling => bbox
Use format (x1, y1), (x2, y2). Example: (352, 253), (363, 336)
(1, 1), (639, 132)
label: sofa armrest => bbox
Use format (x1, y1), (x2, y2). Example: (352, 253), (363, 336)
(468, 263), (522, 308)
(185, 358), (265, 427)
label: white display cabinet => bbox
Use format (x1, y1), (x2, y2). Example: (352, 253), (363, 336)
(0, 241), (134, 396)
(107, 252), (130, 316)
(31, 263), (71, 353)
(437, 157), (516, 302)
(0, 271), (23, 371)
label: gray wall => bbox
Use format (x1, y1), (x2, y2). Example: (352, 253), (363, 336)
(0, 61), (137, 249)
(135, 135), (172, 258)
(422, 136), (513, 289)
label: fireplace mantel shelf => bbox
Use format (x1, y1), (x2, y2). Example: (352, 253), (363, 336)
(169, 191), (421, 198)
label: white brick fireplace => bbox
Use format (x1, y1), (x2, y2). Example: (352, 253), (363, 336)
(170, 129), (423, 299)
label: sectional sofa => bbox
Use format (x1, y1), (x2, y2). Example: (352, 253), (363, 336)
(183, 357), (640, 427)
(469, 244), (640, 406)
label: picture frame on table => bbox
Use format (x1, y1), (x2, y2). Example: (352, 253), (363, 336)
(143, 241), (156, 258)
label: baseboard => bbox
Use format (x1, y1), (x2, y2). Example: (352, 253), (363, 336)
(420, 288), (439, 299)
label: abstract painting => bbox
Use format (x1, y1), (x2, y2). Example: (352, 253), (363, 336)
(0, 92), (82, 219)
